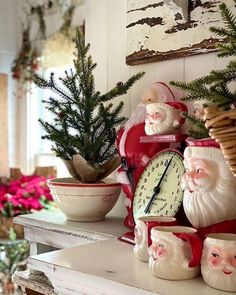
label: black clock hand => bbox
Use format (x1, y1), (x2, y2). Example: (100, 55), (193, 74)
(144, 156), (173, 214)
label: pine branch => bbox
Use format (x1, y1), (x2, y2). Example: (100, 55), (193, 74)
(34, 73), (74, 102)
(210, 26), (236, 39)
(216, 42), (236, 57)
(185, 114), (209, 138)
(219, 2), (236, 33)
(99, 72), (145, 102)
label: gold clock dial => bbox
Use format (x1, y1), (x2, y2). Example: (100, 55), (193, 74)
(133, 149), (185, 223)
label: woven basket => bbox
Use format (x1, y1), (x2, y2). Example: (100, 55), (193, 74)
(204, 106), (236, 176)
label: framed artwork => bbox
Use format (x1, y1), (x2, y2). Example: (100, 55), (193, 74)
(126, 0), (236, 65)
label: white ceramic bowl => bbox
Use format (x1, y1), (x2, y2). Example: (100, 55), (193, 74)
(47, 178), (121, 222)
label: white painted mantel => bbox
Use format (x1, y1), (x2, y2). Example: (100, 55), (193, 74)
(13, 211), (228, 295)
(27, 239), (227, 295)
(14, 210), (127, 252)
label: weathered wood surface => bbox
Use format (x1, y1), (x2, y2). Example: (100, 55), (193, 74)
(13, 270), (55, 295)
(14, 211), (127, 249)
(0, 74), (9, 177)
(27, 239), (227, 295)
(126, 0), (236, 65)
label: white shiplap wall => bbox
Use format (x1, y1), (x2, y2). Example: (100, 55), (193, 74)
(86, 0), (230, 109)
(0, 0), (21, 170)
(85, 0), (231, 218)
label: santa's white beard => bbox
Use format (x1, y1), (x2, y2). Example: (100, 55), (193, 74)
(201, 262), (236, 291)
(183, 182), (236, 228)
(134, 242), (149, 262)
(149, 256), (199, 280)
(145, 116), (176, 135)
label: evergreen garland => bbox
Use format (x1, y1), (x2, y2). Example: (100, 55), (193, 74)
(170, 1), (236, 138)
(34, 29), (144, 180)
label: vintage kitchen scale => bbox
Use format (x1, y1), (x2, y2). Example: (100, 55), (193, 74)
(118, 131), (189, 244)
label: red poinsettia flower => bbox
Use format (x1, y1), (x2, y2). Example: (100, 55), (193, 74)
(0, 175), (54, 217)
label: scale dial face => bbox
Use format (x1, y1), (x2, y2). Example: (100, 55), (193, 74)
(132, 149), (185, 224)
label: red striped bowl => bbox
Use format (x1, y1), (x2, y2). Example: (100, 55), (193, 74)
(48, 178), (121, 222)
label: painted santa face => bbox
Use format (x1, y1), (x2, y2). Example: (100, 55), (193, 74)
(149, 238), (169, 261)
(181, 146), (236, 228)
(182, 158), (218, 193)
(208, 247), (236, 273)
(149, 227), (200, 280)
(201, 234), (236, 292)
(145, 102), (181, 135)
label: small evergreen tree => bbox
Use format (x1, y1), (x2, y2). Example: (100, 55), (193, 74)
(34, 29), (144, 183)
(170, 1), (236, 138)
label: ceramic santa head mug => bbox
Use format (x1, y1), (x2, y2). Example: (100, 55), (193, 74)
(134, 216), (176, 262)
(181, 138), (236, 237)
(145, 101), (187, 135)
(149, 226), (202, 280)
(201, 233), (236, 292)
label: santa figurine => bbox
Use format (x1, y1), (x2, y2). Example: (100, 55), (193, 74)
(181, 138), (236, 238)
(149, 227), (201, 280)
(116, 82), (172, 228)
(145, 101), (187, 135)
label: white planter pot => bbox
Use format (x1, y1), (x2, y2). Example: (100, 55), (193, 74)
(48, 178), (121, 222)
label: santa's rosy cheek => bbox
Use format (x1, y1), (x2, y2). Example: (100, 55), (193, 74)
(209, 255), (221, 267)
(157, 248), (167, 257)
(231, 256), (236, 268)
(151, 113), (162, 120)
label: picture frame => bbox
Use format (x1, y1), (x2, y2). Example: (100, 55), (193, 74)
(126, 0), (236, 65)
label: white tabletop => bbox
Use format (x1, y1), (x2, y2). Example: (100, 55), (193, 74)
(14, 210), (126, 238)
(28, 239), (227, 295)
(14, 211), (127, 249)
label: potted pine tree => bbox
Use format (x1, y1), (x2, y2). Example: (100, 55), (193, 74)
(34, 29), (144, 221)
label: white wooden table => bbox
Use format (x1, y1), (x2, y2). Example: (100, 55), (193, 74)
(13, 210), (127, 295)
(27, 239), (227, 295)
(14, 210), (127, 255)
(13, 211), (228, 295)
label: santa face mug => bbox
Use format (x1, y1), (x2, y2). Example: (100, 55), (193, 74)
(149, 226), (202, 280)
(133, 216), (176, 262)
(201, 233), (236, 292)
(181, 138), (236, 231)
(145, 102), (187, 136)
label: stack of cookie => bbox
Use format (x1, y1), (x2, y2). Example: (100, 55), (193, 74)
(204, 106), (236, 176)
